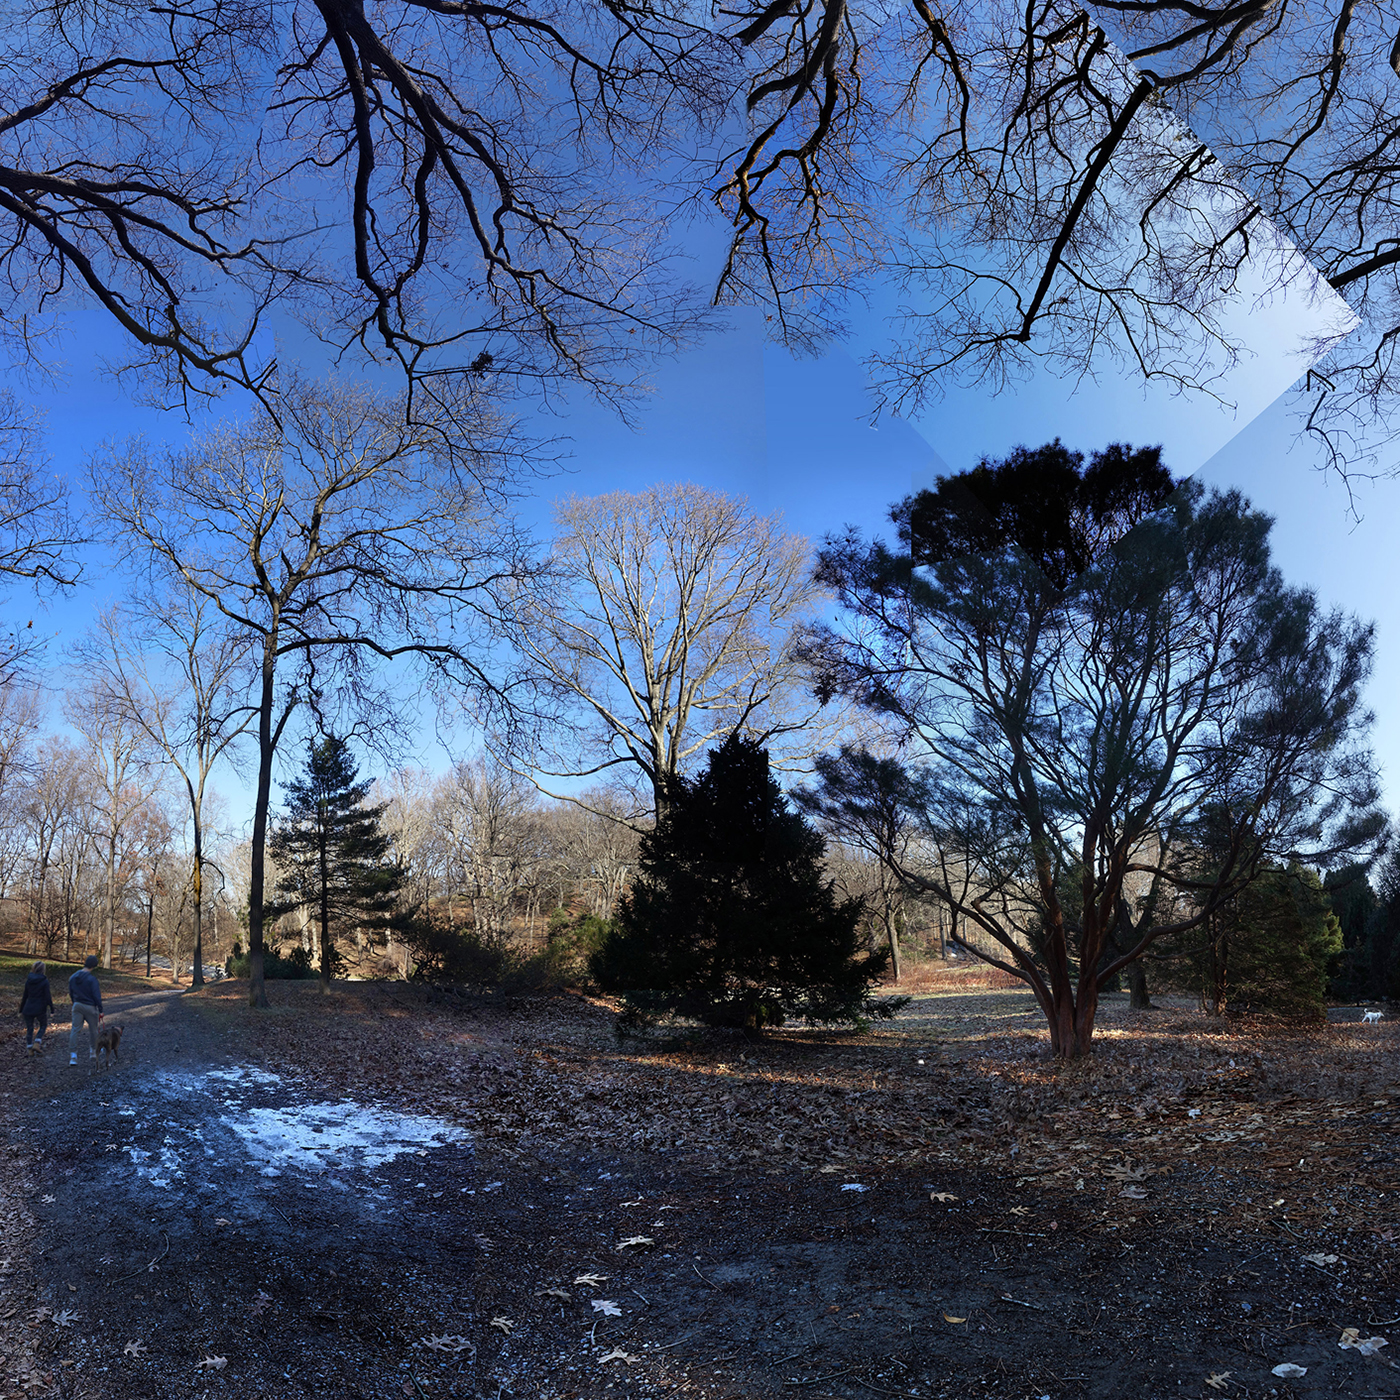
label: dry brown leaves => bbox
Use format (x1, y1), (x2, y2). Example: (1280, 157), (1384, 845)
(190, 982), (1400, 1254)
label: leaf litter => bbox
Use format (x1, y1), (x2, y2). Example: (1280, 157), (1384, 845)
(5, 977), (1399, 1400)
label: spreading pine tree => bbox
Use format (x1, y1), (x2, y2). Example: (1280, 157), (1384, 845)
(591, 732), (901, 1031)
(268, 737), (405, 983)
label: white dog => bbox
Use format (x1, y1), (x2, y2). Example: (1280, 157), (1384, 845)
(1362, 1009), (1384, 1024)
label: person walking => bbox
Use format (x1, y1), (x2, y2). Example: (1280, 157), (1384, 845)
(68, 955), (103, 1066)
(19, 960), (53, 1053)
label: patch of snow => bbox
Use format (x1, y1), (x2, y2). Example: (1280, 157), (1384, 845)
(223, 1099), (467, 1174)
(125, 1143), (185, 1189)
(204, 1065), (286, 1090)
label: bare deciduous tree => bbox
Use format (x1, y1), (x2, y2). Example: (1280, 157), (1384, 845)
(0, 680), (42, 894)
(794, 746), (918, 983)
(0, 0), (719, 406)
(718, 0), (1400, 474)
(79, 598), (255, 988)
(65, 681), (161, 969)
(91, 375), (533, 1007)
(504, 484), (828, 823)
(439, 756), (542, 946)
(5, 0), (1400, 472)
(19, 738), (90, 957)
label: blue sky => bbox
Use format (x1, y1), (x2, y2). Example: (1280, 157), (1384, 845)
(19, 246), (1400, 830)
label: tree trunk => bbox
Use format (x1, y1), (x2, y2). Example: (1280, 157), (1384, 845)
(104, 841), (116, 969)
(318, 808), (332, 987)
(247, 643), (276, 1009)
(1126, 959), (1154, 1009)
(882, 906), (901, 983)
(190, 829), (205, 989)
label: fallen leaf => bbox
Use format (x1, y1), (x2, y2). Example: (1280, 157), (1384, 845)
(1009, 1206), (1031, 1217)
(574, 1273), (609, 1287)
(213, 1218), (232, 1227)
(591, 1299), (622, 1317)
(1204, 1372), (1231, 1390)
(1338, 1329), (1389, 1357)
(248, 1291), (273, 1318)
(1271, 1362), (1307, 1378)
(840, 1183), (868, 1192)
(1302, 1252), (1340, 1267)
(943, 1314), (967, 1324)
(52, 1310), (78, 1328)
(420, 1334), (475, 1355)
(616, 1236), (655, 1250)
(1118, 1186), (1148, 1200)
(195, 1356), (228, 1371)
(538, 1287), (571, 1299)
(488, 1316), (514, 1334)
(1105, 1164), (1148, 1181)
(31, 1306), (51, 1323)
(598, 1347), (637, 1363)
(40, 1195), (54, 1204)
(122, 1341), (147, 1358)
(929, 1192), (958, 1203)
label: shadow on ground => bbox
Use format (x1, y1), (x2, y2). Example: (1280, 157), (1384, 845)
(1, 985), (1397, 1400)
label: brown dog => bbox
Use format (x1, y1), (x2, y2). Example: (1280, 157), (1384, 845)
(95, 1023), (124, 1070)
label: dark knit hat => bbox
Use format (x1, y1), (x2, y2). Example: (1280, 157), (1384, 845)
(84, 955), (98, 969)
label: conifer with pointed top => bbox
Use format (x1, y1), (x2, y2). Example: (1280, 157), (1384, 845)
(269, 737), (405, 984)
(592, 732), (900, 1031)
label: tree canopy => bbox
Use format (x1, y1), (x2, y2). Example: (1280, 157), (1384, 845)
(3, 1), (1400, 469)
(806, 441), (1384, 1056)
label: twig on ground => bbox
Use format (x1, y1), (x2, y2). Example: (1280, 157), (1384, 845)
(110, 1231), (169, 1285)
(693, 1263), (719, 1289)
(784, 1364), (863, 1387)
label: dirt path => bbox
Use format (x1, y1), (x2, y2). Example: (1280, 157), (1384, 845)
(2, 985), (1398, 1400)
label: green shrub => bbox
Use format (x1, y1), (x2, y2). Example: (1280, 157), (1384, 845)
(224, 942), (319, 980)
(397, 916), (512, 986)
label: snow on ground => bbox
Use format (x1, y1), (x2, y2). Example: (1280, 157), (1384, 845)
(117, 1062), (468, 1193)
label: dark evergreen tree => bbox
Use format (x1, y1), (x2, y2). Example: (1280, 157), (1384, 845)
(893, 440), (1181, 589)
(1179, 864), (1341, 1019)
(1325, 862), (1381, 1001)
(268, 737), (405, 984)
(591, 733), (901, 1031)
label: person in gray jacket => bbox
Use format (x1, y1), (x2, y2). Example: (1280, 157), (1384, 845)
(19, 960), (53, 1052)
(68, 955), (103, 1066)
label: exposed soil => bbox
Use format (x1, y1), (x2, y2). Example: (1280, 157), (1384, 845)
(2, 982), (1398, 1400)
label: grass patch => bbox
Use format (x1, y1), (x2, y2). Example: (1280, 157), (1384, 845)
(0, 951), (178, 1003)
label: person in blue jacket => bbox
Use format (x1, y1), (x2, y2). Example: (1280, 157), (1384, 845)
(19, 960), (53, 1053)
(68, 955), (103, 1066)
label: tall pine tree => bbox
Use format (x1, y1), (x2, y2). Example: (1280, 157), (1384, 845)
(592, 733), (901, 1031)
(269, 737), (405, 984)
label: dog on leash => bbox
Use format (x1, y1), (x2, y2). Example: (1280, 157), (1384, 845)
(95, 1023), (124, 1068)
(1362, 1009), (1384, 1024)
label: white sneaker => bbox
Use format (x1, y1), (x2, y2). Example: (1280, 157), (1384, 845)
(69, 1053), (78, 1065)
